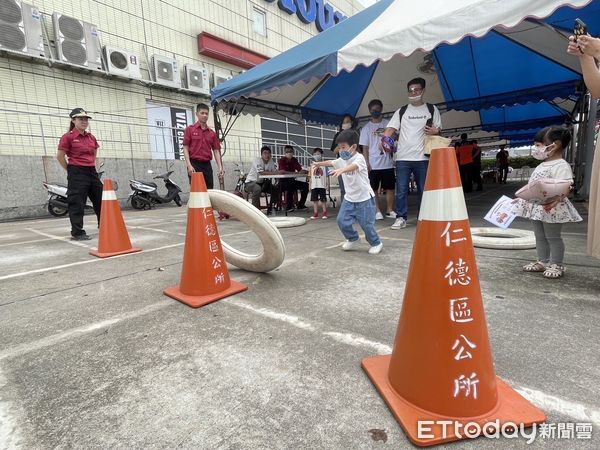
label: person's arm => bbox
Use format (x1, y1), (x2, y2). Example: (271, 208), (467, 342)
(330, 163), (358, 177)
(212, 134), (224, 178)
(568, 35), (600, 97)
(56, 149), (68, 171)
(183, 145), (195, 174)
(359, 128), (371, 171)
(314, 160), (335, 167)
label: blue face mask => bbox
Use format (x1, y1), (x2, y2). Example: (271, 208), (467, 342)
(340, 150), (353, 160)
(371, 110), (382, 119)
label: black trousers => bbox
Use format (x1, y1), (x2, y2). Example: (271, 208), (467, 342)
(67, 165), (103, 237)
(280, 179), (308, 208)
(189, 159), (213, 189)
(459, 163), (473, 193)
(471, 163), (483, 190)
(499, 165), (509, 183)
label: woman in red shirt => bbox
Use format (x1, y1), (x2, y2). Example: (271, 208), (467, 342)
(56, 108), (103, 241)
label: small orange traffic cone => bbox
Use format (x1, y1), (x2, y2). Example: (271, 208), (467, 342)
(362, 148), (545, 446)
(90, 179), (141, 258)
(164, 172), (247, 308)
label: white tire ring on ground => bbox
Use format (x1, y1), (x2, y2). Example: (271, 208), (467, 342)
(208, 190), (286, 272)
(268, 216), (307, 228)
(470, 227), (536, 250)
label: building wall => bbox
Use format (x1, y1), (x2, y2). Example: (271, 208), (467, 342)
(0, 0), (363, 219)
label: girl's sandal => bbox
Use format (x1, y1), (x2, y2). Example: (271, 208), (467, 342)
(523, 261), (547, 272)
(543, 264), (564, 279)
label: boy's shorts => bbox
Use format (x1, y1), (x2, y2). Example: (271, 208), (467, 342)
(369, 168), (395, 191)
(310, 188), (327, 202)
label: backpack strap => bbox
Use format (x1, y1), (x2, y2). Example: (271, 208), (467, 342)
(398, 103), (435, 124)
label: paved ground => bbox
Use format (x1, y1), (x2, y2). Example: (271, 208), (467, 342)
(0, 182), (598, 449)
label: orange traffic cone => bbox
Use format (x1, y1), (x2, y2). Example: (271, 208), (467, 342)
(90, 179), (141, 258)
(164, 172), (247, 308)
(362, 148), (545, 446)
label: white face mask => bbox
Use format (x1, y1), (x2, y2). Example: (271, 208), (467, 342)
(341, 123), (351, 130)
(313, 154), (322, 161)
(408, 94), (423, 104)
(531, 145), (550, 160)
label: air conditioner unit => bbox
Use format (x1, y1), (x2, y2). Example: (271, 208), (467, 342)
(151, 54), (181, 88)
(183, 64), (210, 95)
(103, 46), (142, 79)
(0, 0), (44, 57)
(212, 72), (232, 88)
(52, 12), (102, 70)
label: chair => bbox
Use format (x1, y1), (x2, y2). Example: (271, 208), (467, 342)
(520, 166), (531, 181)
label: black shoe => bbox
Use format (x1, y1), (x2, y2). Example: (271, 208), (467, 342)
(286, 207), (295, 212)
(266, 208), (273, 216)
(71, 233), (91, 241)
(297, 205), (308, 211)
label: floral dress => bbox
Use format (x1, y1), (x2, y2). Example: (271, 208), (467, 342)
(511, 159), (582, 223)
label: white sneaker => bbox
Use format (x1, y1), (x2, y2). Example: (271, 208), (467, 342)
(385, 211), (397, 219)
(391, 217), (406, 230)
(368, 242), (383, 254)
(375, 212), (384, 220)
(342, 238), (361, 251)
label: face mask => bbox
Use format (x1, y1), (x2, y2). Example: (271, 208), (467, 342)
(313, 154), (322, 161)
(370, 110), (382, 119)
(408, 94), (422, 104)
(531, 145), (549, 160)
(340, 150), (353, 160)
(341, 123), (351, 130)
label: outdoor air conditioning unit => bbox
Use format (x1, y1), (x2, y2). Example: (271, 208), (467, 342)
(0, 0), (44, 57)
(151, 54), (181, 88)
(212, 72), (232, 88)
(103, 46), (142, 79)
(52, 12), (102, 70)
(184, 64), (210, 95)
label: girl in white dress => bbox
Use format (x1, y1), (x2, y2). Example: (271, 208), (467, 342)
(512, 126), (582, 278)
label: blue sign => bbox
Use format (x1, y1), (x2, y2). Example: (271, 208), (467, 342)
(264, 0), (347, 32)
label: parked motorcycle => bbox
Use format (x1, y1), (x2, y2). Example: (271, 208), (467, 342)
(128, 164), (182, 210)
(42, 163), (106, 217)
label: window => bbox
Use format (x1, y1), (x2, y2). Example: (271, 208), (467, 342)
(253, 8), (267, 36)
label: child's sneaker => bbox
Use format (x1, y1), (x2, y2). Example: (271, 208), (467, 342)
(310, 213), (319, 219)
(386, 211), (397, 219)
(322, 213), (328, 219)
(368, 242), (383, 255)
(375, 211), (384, 220)
(342, 238), (361, 251)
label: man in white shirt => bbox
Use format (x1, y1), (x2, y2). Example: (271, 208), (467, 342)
(382, 77), (442, 229)
(244, 145), (280, 214)
(360, 99), (396, 220)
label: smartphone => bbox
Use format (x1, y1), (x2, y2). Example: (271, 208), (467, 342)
(574, 18), (587, 42)
(425, 118), (433, 127)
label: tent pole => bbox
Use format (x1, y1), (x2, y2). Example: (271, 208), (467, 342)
(580, 94), (598, 199)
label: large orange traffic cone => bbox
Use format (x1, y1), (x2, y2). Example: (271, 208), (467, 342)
(90, 179), (141, 258)
(164, 172), (247, 308)
(362, 148), (545, 446)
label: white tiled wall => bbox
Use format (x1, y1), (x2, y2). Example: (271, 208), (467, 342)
(0, 0), (363, 160)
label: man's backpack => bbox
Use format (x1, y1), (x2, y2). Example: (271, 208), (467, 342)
(397, 102), (436, 125)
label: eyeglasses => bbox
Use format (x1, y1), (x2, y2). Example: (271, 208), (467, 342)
(408, 87), (423, 93)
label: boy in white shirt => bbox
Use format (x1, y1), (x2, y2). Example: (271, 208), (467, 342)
(314, 130), (383, 254)
(308, 148), (330, 219)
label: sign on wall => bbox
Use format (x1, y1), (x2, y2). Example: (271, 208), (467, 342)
(146, 101), (193, 160)
(264, 0), (347, 32)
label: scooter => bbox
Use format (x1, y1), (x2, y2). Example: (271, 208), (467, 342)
(42, 163), (105, 217)
(128, 164), (182, 210)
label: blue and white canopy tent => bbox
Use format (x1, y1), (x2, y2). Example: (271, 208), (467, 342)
(212, 0), (599, 145)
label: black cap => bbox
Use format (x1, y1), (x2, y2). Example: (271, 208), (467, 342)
(69, 108), (91, 119)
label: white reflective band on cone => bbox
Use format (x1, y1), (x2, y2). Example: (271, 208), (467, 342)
(418, 187), (468, 221)
(102, 191), (117, 201)
(188, 192), (212, 208)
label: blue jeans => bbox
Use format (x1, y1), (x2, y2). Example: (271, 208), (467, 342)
(395, 160), (429, 220)
(337, 197), (381, 246)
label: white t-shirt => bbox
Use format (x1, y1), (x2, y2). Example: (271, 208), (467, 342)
(387, 103), (442, 161)
(359, 119), (393, 170)
(331, 153), (374, 203)
(310, 163), (329, 189)
(246, 157), (275, 182)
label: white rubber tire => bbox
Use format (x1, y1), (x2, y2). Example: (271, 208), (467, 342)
(208, 190), (286, 272)
(268, 216), (307, 228)
(470, 227), (536, 250)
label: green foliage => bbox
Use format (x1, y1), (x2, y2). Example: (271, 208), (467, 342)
(481, 156), (541, 170)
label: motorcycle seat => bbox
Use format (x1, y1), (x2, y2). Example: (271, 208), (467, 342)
(140, 181), (158, 188)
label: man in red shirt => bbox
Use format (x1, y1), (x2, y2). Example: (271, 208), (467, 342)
(456, 133), (474, 193)
(496, 144), (510, 184)
(278, 145), (309, 211)
(182, 103), (224, 189)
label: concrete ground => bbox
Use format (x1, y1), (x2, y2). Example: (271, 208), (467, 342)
(0, 182), (598, 449)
